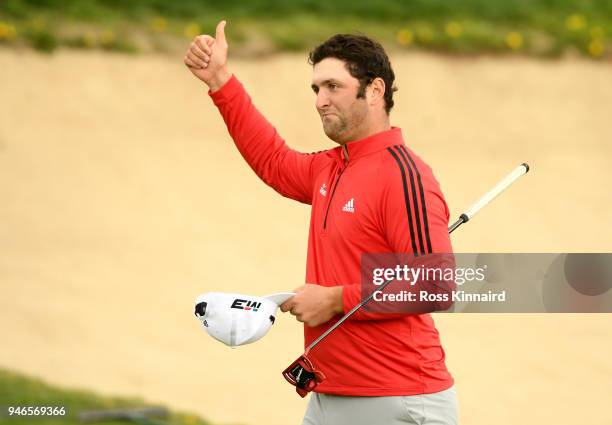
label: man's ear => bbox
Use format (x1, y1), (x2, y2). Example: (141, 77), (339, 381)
(368, 77), (386, 106)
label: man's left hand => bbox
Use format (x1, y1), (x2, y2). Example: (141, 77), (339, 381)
(280, 284), (344, 327)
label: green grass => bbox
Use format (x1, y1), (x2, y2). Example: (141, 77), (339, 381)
(0, 0), (611, 58)
(0, 368), (212, 425)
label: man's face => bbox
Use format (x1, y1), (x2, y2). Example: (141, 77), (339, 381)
(311, 58), (369, 144)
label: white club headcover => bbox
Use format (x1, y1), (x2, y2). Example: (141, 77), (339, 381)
(194, 292), (295, 347)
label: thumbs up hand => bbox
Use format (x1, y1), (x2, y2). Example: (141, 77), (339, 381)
(184, 20), (232, 91)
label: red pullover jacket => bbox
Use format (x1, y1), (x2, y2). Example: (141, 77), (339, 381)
(210, 75), (454, 396)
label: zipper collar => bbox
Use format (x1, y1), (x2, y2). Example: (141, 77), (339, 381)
(335, 127), (404, 162)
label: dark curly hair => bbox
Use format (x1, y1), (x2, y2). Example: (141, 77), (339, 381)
(308, 34), (397, 114)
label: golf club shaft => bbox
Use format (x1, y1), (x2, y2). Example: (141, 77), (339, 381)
(306, 163), (530, 352)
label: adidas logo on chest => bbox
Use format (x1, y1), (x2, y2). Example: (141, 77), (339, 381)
(342, 198), (355, 213)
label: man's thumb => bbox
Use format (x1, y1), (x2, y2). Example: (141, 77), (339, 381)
(215, 20), (227, 44)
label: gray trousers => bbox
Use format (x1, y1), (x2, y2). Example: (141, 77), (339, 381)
(302, 386), (458, 425)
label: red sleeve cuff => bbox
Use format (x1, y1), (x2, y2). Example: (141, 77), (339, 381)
(208, 74), (241, 106)
(342, 283), (362, 314)
(342, 282), (412, 321)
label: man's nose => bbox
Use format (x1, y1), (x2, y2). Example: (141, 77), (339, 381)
(316, 91), (330, 110)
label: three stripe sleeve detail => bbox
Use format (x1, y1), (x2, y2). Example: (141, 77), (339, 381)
(386, 145), (433, 256)
(387, 148), (419, 255)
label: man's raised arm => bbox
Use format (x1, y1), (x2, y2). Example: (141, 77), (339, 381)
(184, 21), (328, 205)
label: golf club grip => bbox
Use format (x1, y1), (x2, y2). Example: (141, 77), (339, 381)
(462, 163), (529, 221)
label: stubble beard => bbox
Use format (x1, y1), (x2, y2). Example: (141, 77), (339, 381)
(322, 114), (349, 142)
(321, 100), (368, 144)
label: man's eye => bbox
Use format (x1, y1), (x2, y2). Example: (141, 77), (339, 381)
(329, 84), (338, 90)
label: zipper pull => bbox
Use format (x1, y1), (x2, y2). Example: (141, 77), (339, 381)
(341, 144), (350, 163)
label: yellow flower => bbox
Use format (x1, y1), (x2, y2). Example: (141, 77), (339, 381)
(505, 32), (523, 50)
(183, 415), (198, 425)
(416, 25), (434, 43)
(588, 38), (605, 57)
(184, 22), (201, 39)
(565, 14), (586, 31)
(100, 29), (115, 45)
(396, 29), (414, 46)
(83, 31), (96, 48)
(101, 398), (115, 408)
(150, 17), (167, 32)
(590, 26), (604, 38)
(445, 21), (462, 39)
(0, 21), (17, 40)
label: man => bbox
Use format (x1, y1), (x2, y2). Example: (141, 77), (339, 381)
(184, 21), (458, 425)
